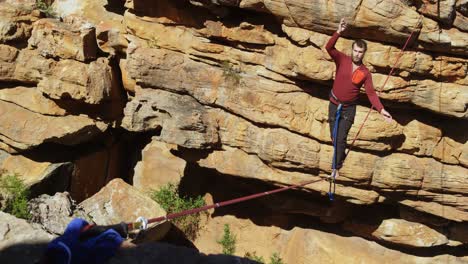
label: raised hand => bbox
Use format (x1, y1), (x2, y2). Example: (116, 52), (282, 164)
(337, 18), (347, 34)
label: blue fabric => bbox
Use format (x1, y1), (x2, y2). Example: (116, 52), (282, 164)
(46, 218), (124, 264)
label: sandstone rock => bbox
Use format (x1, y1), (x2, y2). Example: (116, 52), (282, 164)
(12, 48), (55, 83)
(0, 211), (54, 264)
(417, 0), (457, 25)
(0, 47), (55, 84)
(197, 146), (381, 205)
(453, 11), (468, 31)
(372, 153), (425, 190)
(28, 18), (97, 61)
(78, 178), (170, 241)
(411, 80), (467, 119)
(125, 46), (401, 151)
(0, 0), (39, 44)
(433, 137), (465, 165)
(53, 0), (127, 54)
(200, 20), (275, 45)
(109, 241), (256, 264)
(133, 140), (186, 192)
(122, 88), (219, 149)
(398, 119), (442, 156)
(279, 227), (466, 264)
(0, 44), (18, 80)
(0, 100), (107, 152)
(119, 59), (137, 93)
(0, 86), (67, 116)
(400, 199), (468, 222)
(421, 161), (467, 194)
(38, 57), (119, 104)
(371, 219), (449, 247)
(196, 214), (468, 264)
(28, 192), (75, 235)
(0, 149), (72, 197)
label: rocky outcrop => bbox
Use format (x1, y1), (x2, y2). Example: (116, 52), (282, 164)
(28, 192), (75, 235)
(0, 149), (72, 197)
(133, 139), (187, 192)
(78, 179), (171, 241)
(0, 211), (55, 264)
(194, 215), (468, 264)
(0, 0), (466, 261)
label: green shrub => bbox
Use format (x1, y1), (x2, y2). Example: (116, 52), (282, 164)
(36, 0), (56, 18)
(217, 223), (236, 255)
(221, 61), (243, 86)
(150, 183), (205, 240)
(0, 173), (30, 220)
(245, 251), (265, 263)
(269, 252), (285, 264)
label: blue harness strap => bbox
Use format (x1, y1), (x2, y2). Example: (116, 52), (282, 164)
(328, 103), (342, 201)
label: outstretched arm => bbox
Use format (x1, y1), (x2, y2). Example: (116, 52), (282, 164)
(364, 73), (392, 122)
(325, 18), (347, 63)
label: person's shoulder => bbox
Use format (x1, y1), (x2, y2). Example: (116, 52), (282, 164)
(360, 65), (372, 75)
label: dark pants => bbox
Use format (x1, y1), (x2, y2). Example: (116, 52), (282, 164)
(328, 102), (356, 170)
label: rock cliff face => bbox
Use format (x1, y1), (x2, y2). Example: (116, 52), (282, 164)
(0, 0), (466, 262)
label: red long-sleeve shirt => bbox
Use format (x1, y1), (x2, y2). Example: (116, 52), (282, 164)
(326, 32), (384, 112)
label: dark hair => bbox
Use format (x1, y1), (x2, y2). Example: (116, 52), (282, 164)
(352, 39), (367, 52)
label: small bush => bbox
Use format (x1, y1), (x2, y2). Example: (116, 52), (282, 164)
(0, 173), (30, 220)
(269, 252), (285, 264)
(245, 251), (265, 263)
(221, 61), (243, 86)
(36, 0), (56, 18)
(217, 223), (236, 255)
(150, 183), (205, 240)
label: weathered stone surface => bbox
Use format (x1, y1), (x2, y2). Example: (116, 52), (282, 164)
(0, 0), (39, 44)
(453, 11), (468, 31)
(125, 46), (401, 151)
(0, 100), (107, 152)
(133, 140), (186, 192)
(0, 211), (54, 264)
(279, 227), (466, 264)
(398, 120), (442, 156)
(28, 18), (97, 61)
(124, 10), (467, 117)
(400, 199), (468, 222)
(0, 47), (54, 84)
(122, 88), (219, 149)
(0, 149), (72, 197)
(371, 219), (449, 247)
(195, 215), (467, 264)
(12, 48), (55, 83)
(372, 153), (425, 190)
(200, 20), (275, 45)
(109, 241), (256, 264)
(28, 192), (75, 235)
(53, 0), (126, 54)
(237, 0), (468, 56)
(78, 178), (170, 241)
(417, 0), (457, 25)
(38, 57), (119, 104)
(0, 86), (67, 116)
(0, 44), (18, 80)
(197, 146), (381, 205)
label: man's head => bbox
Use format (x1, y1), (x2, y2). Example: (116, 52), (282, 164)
(351, 39), (367, 64)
